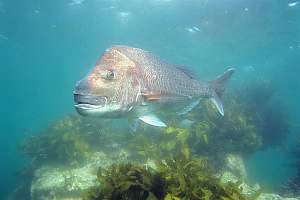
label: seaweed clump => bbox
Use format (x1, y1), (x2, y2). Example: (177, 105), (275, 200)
(82, 153), (247, 200)
(157, 155), (246, 200)
(192, 80), (290, 153)
(190, 97), (262, 157)
(128, 80), (290, 165)
(20, 115), (92, 166)
(128, 96), (263, 166)
(82, 162), (166, 200)
(238, 81), (289, 148)
(128, 126), (192, 162)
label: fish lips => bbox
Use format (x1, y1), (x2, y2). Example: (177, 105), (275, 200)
(74, 94), (124, 117)
(74, 93), (108, 111)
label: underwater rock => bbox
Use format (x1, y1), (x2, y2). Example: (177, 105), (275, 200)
(220, 171), (240, 184)
(31, 165), (98, 200)
(220, 171), (260, 199)
(220, 171), (299, 200)
(30, 151), (127, 200)
(257, 193), (299, 200)
(225, 154), (247, 179)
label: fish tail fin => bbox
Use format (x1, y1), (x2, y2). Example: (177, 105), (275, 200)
(209, 68), (235, 116)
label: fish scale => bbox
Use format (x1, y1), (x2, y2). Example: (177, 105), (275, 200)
(115, 46), (211, 98)
(74, 45), (235, 126)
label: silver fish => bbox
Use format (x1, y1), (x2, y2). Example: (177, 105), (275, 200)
(73, 45), (235, 127)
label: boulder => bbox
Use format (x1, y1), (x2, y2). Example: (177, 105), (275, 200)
(225, 154), (247, 179)
(30, 151), (129, 200)
(30, 150), (299, 200)
(220, 171), (260, 199)
(257, 193), (299, 200)
(220, 171), (299, 200)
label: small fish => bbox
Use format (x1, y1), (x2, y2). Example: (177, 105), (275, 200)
(69, 0), (85, 6)
(192, 26), (201, 32)
(288, 1), (299, 7)
(73, 46), (235, 127)
(185, 26), (201, 33)
(185, 27), (196, 33)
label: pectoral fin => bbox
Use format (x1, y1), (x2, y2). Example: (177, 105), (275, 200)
(138, 114), (167, 127)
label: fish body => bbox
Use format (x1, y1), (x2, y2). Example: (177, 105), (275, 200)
(74, 45), (235, 127)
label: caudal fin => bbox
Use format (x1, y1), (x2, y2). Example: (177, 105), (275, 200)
(209, 68), (235, 116)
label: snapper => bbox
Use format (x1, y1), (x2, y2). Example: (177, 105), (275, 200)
(73, 45), (235, 127)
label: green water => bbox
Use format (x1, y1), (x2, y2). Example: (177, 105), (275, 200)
(1, 0), (300, 199)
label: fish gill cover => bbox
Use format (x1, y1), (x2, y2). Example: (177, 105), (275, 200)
(1, 0), (299, 200)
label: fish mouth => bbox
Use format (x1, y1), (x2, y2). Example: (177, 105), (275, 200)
(73, 93), (124, 117)
(74, 93), (108, 110)
(74, 103), (103, 110)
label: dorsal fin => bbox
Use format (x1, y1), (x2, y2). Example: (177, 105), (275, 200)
(175, 66), (197, 79)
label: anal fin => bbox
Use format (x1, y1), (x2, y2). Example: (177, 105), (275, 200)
(177, 98), (201, 115)
(138, 114), (167, 127)
(210, 92), (224, 116)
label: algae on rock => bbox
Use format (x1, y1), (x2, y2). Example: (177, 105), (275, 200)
(82, 151), (247, 200)
(82, 162), (166, 200)
(20, 115), (92, 166)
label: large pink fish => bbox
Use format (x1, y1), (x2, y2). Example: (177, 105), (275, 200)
(73, 45), (235, 127)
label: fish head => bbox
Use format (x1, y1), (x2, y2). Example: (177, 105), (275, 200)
(74, 46), (140, 117)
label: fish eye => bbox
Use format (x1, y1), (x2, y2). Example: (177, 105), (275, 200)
(101, 69), (115, 80)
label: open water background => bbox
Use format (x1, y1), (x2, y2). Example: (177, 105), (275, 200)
(0, 0), (299, 198)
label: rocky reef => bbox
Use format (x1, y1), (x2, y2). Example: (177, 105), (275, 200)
(15, 152), (298, 200)
(10, 81), (297, 200)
